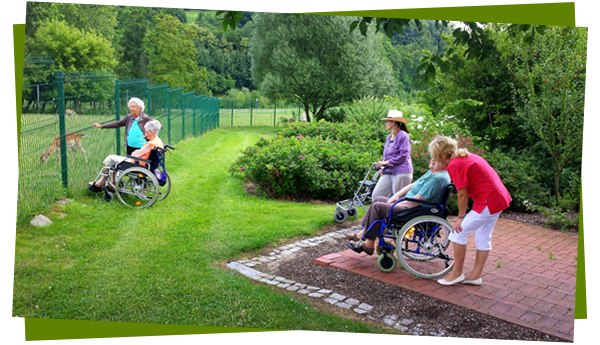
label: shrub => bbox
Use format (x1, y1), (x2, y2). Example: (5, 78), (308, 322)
(483, 148), (549, 211)
(229, 134), (379, 200)
(344, 96), (394, 125)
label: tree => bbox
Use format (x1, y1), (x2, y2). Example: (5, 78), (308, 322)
(114, 6), (152, 79)
(249, 13), (395, 122)
(31, 20), (117, 72)
(144, 14), (207, 92)
(510, 26), (586, 203)
(26, 2), (118, 43)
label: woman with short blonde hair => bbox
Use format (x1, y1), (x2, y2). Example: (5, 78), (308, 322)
(430, 136), (512, 287)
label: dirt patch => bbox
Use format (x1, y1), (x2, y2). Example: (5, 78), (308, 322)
(249, 220), (566, 341)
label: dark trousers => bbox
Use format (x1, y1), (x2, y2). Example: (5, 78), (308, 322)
(126, 145), (141, 156)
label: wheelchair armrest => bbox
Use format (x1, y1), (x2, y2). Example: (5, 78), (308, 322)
(126, 155), (151, 164)
(404, 197), (440, 207)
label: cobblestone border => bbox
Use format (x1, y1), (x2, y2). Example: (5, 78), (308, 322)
(227, 225), (442, 336)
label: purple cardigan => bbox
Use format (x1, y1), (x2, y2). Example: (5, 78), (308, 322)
(383, 130), (413, 175)
(101, 112), (154, 149)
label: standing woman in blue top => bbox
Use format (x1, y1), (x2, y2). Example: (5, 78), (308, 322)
(371, 110), (413, 200)
(93, 97), (156, 155)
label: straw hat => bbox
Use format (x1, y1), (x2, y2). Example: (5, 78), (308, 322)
(381, 110), (409, 123)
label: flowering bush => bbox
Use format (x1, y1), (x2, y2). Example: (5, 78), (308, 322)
(229, 132), (378, 200)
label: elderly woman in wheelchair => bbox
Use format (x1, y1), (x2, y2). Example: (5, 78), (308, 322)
(345, 154), (456, 278)
(88, 119), (174, 208)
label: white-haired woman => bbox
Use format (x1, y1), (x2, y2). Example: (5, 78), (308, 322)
(371, 110), (413, 200)
(94, 97), (156, 155)
(89, 120), (163, 191)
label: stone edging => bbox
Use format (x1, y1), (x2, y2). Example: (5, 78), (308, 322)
(227, 225), (441, 336)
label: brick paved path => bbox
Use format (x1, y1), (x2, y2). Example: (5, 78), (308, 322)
(314, 218), (578, 341)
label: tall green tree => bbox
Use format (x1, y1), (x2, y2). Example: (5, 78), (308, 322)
(114, 6), (152, 79)
(510, 26), (586, 202)
(31, 19), (117, 72)
(250, 13), (395, 122)
(144, 14), (207, 92)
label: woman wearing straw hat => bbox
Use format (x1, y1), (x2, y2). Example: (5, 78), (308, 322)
(371, 110), (413, 200)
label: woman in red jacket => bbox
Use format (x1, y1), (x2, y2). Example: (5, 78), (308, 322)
(429, 136), (512, 286)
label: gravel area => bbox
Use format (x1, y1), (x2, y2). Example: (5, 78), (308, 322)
(241, 219), (570, 342)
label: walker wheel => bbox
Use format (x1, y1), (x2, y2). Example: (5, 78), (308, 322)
(347, 207), (358, 217)
(334, 210), (347, 223)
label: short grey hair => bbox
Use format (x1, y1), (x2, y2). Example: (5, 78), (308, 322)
(144, 120), (162, 135)
(128, 97), (145, 113)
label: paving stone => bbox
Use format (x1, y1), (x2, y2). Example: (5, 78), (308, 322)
(317, 289), (332, 294)
(274, 276), (286, 281)
(394, 325), (408, 332)
(386, 314), (399, 320)
(263, 274), (276, 280)
(307, 286), (320, 292)
(336, 302), (352, 309)
(367, 316), (376, 321)
(329, 293), (346, 301)
(286, 286), (300, 292)
(357, 303), (373, 311)
(308, 293), (324, 298)
(400, 319), (414, 325)
(277, 283), (291, 289)
(289, 247), (302, 252)
(294, 283), (307, 289)
(282, 279), (296, 284)
(345, 298), (360, 306)
(354, 309), (368, 314)
(324, 298), (339, 304)
(297, 289), (310, 294)
(383, 318), (395, 326)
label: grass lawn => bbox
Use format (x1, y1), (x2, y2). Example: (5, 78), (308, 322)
(13, 126), (380, 333)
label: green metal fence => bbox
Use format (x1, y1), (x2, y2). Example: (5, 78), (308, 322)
(18, 68), (220, 224)
(218, 99), (300, 128)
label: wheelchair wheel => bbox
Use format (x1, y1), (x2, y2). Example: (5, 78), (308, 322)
(377, 253), (397, 273)
(334, 210), (347, 223)
(115, 167), (160, 208)
(102, 191), (114, 203)
(157, 173), (171, 201)
(347, 207), (358, 218)
(376, 240), (396, 256)
(396, 216), (454, 279)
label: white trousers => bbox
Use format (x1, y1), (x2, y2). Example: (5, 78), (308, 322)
(449, 206), (501, 251)
(371, 172), (413, 200)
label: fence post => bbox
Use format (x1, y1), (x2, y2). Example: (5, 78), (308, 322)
(115, 79), (121, 156)
(274, 102), (277, 127)
(147, 85), (152, 116)
(55, 71), (68, 189)
(193, 96), (196, 137)
(231, 100), (233, 127)
(167, 90), (171, 145)
(250, 101), (253, 126)
(181, 91), (185, 140)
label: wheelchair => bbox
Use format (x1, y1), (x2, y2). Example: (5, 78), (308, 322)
(89, 145), (175, 208)
(350, 183), (457, 279)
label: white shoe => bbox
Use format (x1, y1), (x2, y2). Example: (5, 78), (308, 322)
(437, 274), (465, 286)
(461, 278), (483, 286)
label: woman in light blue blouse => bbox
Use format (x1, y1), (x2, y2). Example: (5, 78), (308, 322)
(371, 110), (413, 200)
(347, 157), (451, 255)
